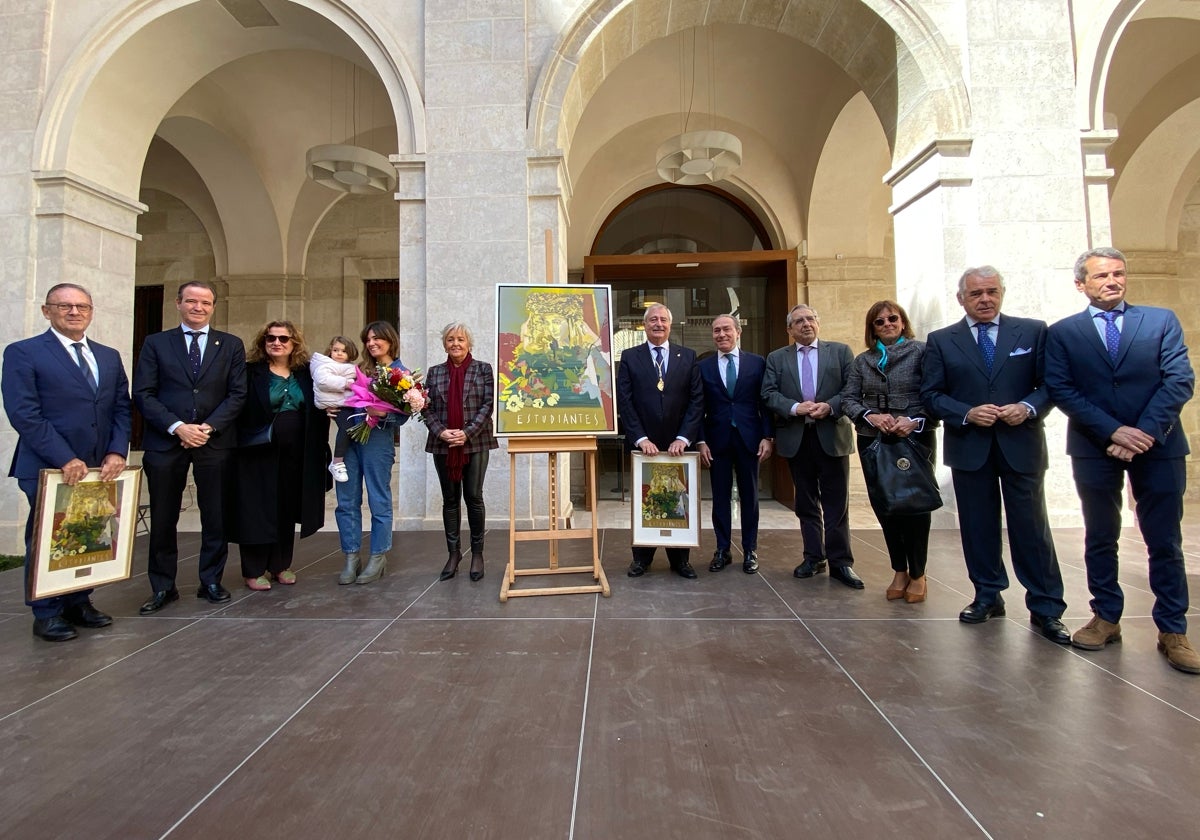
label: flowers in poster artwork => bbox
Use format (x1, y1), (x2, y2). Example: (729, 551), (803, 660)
(345, 365), (427, 443)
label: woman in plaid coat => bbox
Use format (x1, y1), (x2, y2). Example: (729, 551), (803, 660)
(423, 322), (499, 581)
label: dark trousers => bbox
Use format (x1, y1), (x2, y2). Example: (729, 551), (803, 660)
(332, 406), (354, 459)
(709, 433), (760, 553)
(19, 479), (93, 620)
(787, 431), (853, 566)
(142, 443), (232, 592)
(951, 439), (1065, 617)
(433, 450), (489, 552)
(1072, 455), (1188, 633)
(240, 410), (303, 579)
(857, 432), (933, 578)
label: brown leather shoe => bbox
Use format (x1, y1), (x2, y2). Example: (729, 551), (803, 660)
(1158, 633), (1200, 674)
(1071, 615), (1121, 650)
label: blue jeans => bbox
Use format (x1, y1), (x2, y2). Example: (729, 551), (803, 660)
(334, 424), (396, 554)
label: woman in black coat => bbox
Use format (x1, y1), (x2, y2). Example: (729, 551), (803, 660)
(232, 321), (330, 589)
(841, 301), (937, 604)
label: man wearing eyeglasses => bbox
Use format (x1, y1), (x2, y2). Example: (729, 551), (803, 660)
(2, 284), (131, 641)
(132, 281), (246, 614)
(762, 304), (862, 589)
(921, 266), (1069, 644)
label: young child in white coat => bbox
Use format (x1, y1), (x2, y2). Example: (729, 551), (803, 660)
(309, 336), (359, 482)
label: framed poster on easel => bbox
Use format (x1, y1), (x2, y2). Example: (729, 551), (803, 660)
(493, 284), (616, 437)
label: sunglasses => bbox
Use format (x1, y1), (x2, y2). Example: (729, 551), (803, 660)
(873, 314), (901, 327)
(265, 334), (292, 344)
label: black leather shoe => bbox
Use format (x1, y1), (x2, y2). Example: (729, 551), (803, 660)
(709, 549), (731, 572)
(959, 599), (1006, 624)
(62, 601), (112, 628)
(196, 583), (231, 603)
(674, 561), (698, 580)
(32, 616), (77, 642)
(139, 589), (179, 615)
(793, 558), (829, 578)
(743, 551), (759, 574)
(627, 560), (648, 577)
(829, 565), (865, 589)
(1031, 613), (1071, 645)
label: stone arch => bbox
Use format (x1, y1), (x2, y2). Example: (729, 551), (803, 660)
(34, 0), (425, 200)
(529, 0), (968, 165)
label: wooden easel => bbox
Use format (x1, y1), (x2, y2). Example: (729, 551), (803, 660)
(501, 435), (611, 601)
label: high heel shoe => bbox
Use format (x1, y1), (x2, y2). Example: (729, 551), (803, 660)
(886, 573), (910, 601)
(338, 552), (360, 586)
(469, 551), (484, 582)
(356, 553), (387, 584)
(440, 550), (462, 581)
(904, 576), (927, 604)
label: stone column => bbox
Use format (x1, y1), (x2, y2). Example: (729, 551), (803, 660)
(424, 3), (539, 529)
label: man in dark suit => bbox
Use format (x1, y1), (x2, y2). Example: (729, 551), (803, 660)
(132, 281), (246, 613)
(1046, 247), (1197, 673)
(921, 265), (1069, 643)
(762, 304), (862, 589)
(2, 283), (131, 641)
(697, 314), (773, 574)
(616, 303), (703, 578)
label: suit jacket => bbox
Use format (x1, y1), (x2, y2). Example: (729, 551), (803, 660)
(423, 358), (499, 455)
(1045, 304), (1194, 459)
(920, 315), (1052, 473)
(616, 342), (703, 451)
(132, 326), (247, 451)
(3, 330), (132, 480)
(697, 350), (772, 452)
(841, 339), (932, 437)
(761, 340), (855, 459)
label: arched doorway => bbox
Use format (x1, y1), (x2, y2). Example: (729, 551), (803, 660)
(583, 185), (797, 502)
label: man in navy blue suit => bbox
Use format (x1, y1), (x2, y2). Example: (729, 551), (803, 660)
(921, 266), (1069, 643)
(697, 315), (773, 574)
(133, 281), (246, 614)
(616, 303), (703, 579)
(1046, 247), (1197, 673)
(2, 283), (131, 641)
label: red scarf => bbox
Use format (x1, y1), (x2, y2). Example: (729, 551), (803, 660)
(446, 353), (472, 480)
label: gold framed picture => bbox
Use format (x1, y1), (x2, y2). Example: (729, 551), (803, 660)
(494, 283), (617, 436)
(28, 467), (142, 601)
(630, 452), (700, 548)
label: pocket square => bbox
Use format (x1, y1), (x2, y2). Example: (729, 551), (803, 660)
(1009, 347), (1032, 357)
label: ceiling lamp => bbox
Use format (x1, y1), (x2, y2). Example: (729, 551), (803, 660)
(656, 131), (742, 185)
(657, 28), (742, 185)
(307, 144), (396, 194)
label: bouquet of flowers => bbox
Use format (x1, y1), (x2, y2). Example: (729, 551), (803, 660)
(345, 365), (428, 444)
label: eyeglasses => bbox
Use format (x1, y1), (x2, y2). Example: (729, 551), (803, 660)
(264, 335), (292, 344)
(47, 303), (93, 314)
(873, 314), (901, 327)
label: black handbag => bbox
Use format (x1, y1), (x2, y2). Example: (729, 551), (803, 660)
(239, 417), (275, 448)
(860, 434), (942, 516)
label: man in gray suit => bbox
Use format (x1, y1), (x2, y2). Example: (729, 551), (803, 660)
(762, 304), (862, 588)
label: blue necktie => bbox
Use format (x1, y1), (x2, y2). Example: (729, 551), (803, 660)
(1098, 311), (1120, 361)
(187, 331), (203, 378)
(72, 342), (97, 393)
(653, 346), (665, 383)
(976, 322), (995, 372)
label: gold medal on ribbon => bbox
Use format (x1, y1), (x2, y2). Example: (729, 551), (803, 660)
(657, 379), (664, 391)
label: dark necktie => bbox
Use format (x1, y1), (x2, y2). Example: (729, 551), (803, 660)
(72, 342), (98, 393)
(653, 346), (665, 391)
(976, 322), (995, 371)
(800, 346), (815, 402)
(187, 331), (203, 377)
(724, 353), (737, 395)
(1097, 310), (1120, 361)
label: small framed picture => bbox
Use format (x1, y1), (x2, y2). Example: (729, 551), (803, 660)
(631, 452), (700, 548)
(28, 467), (142, 601)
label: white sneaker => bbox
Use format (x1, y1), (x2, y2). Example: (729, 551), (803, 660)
(328, 461), (349, 482)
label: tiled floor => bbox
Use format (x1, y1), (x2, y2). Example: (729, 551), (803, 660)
(1, 509), (1197, 839)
